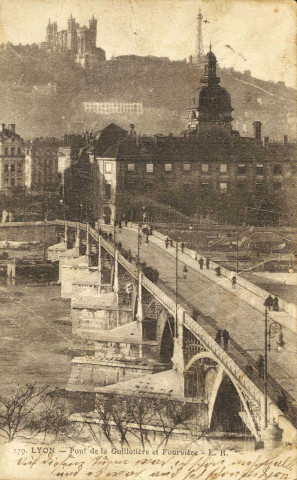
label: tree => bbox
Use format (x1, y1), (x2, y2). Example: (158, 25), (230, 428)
(81, 393), (208, 449)
(0, 384), (73, 442)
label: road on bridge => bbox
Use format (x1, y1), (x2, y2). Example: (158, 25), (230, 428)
(102, 225), (297, 426)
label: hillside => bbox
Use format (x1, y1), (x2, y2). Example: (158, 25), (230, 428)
(0, 44), (295, 140)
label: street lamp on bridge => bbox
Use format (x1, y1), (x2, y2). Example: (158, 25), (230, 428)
(264, 304), (285, 428)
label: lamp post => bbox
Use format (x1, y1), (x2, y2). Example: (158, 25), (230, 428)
(59, 198), (65, 220)
(236, 225), (239, 274)
(175, 240), (178, 339)
(264, 307), (285, 428)
(79, 203), (83, 223)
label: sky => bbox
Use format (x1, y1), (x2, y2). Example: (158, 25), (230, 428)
(0, 0), (296, 88)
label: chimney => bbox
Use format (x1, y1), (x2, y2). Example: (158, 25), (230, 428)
(2, 123), (5, 132)
(8, 124), (16, 134)
(264, 136), (269, 146)
(284, 135), (288, 144)
(253, 121), (262, 141)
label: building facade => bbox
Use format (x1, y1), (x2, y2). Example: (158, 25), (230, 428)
(0, 124), (25, 191)
(95, 50), (297, 225)
(25, 137), (62, 191)
(83, 102), (143, 116)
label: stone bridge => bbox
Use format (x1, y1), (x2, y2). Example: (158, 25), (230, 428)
(1, 220), (296, 448)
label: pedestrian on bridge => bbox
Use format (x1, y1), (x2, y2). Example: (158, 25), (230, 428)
(138, 231), (142, 246)
(165, 237), (169, 249)
(264, 295), (274, 311)
(232, 275), (237, 289)
(206, 257), (210, 270)
(215, 266), (221, 277)
(222, 329), (230, 350)
(199, 257), (204, 270)
(256, 355), (264, 379)
(170, 238), (173, 247)
(215, 330), (222, 346)
(183, 265), (188, 279)
(181, 242), (185, 253)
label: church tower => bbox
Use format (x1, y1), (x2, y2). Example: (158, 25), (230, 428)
(89, 14), (97, 51)
(197, 48), (233, 134)
(67, 14), (78, 52)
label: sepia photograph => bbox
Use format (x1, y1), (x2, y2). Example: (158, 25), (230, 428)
(0, 0), (296, 478)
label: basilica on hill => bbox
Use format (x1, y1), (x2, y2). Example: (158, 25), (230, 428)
(43, 14), (106, 68)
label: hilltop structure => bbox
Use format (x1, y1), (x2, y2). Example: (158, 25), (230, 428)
(44, 14), (105, 68)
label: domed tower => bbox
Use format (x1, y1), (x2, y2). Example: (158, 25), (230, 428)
(198, 47), (233, 134)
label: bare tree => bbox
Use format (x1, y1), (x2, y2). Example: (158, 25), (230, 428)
(80, 393), (209, 449)
(0, 384), (73, 442)
(123, 395), (154, 449)
(153, 399), (193, 448)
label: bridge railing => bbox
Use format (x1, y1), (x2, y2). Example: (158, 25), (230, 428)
(65, 222), (264, 408)
(183, 312), (262, 406)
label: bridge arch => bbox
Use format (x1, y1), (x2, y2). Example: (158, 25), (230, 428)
(155, 308), (174, 364)
(185, 351), (259, 439)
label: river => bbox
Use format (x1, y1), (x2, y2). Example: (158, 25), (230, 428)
(0, 276), (72, 391)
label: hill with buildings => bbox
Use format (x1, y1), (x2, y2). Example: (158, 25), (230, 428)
(0, 44), (296, 140)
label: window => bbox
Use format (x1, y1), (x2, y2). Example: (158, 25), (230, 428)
(256, 163), (264, 175)
(11, 178), (15, 187)
(201, 182), (210, 191)
(146, 163), (154, 173)
(219, 164), (227, 173)
(273, 182), (282, 191)
(237, 182), (245, 190)
(10, 164), (15, 172)
(273, 164), (282, 175)
(4, 164), (8, 173)
(164, 163), (172, 172)
(11, 148), (15, 156)
(201, 163), (209, 173)
(17, 147), (21, 155)
(105, 183), (111, 199)
(4, 148), (8, 155)
(255, 182), (264, 192)
(127, 163), (135, 172)
(105, 162), (112, 173)
(219, 182), (228, 192)
(237, 164), (246, 175)
(183, 163), (191, 172)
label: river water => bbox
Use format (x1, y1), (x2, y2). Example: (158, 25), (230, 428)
(0, 276), (72, 390)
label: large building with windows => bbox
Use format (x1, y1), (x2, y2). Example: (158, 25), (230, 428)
(95, 49), (296, 225)
(0, 123), (25, 191)
(25, 137), (62, 191)
(83, 102), (143, 116)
